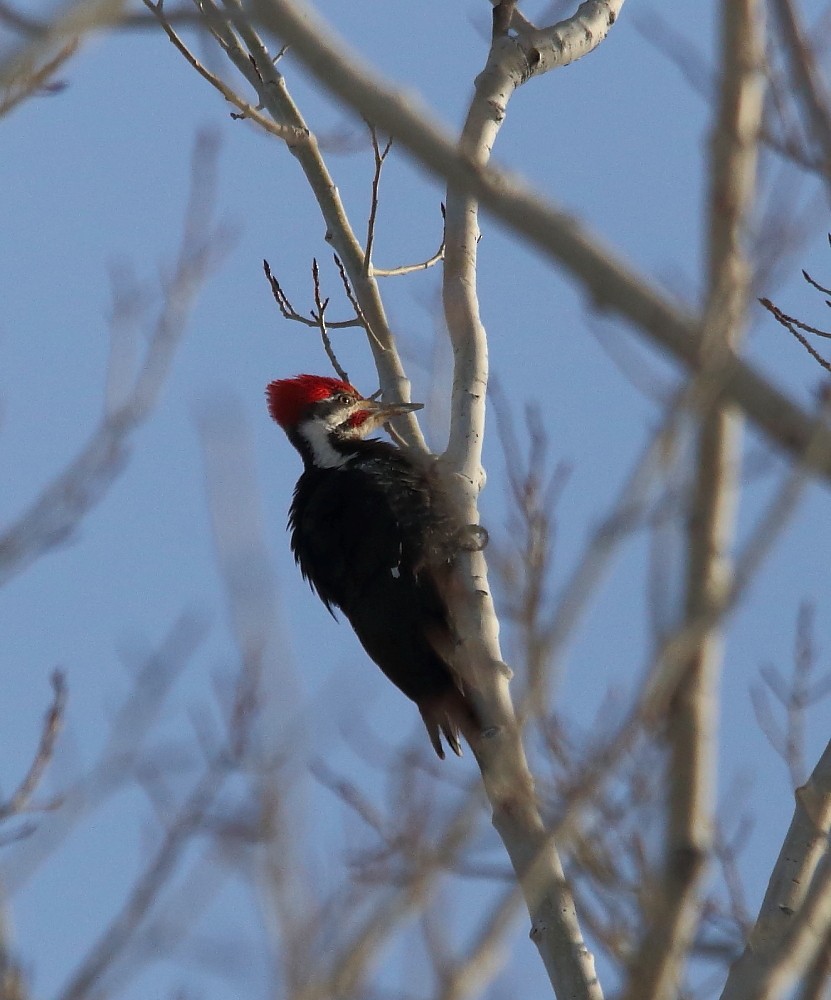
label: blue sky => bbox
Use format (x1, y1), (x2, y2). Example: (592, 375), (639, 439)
(2, 2), (831, 998)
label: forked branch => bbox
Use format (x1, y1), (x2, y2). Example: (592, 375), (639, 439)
(249, 0), (831, 485)
(373, 205), (446, 278)
(263, 257), (358, 381)
(263, 258), (364, 331)
(760, 297), (831, 373)
(311, 258), (350, 383)
(144, 0), (306, 141)
(364, 122), (392, 277)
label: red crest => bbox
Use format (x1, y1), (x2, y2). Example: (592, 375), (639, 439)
(267, 374), (358, 428)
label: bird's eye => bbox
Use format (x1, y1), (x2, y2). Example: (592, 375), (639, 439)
(337, 393), (353, 405)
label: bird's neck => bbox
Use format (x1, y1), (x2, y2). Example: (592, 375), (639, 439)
(290, 423), (380, 470)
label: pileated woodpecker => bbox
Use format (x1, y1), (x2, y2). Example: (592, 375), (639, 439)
(267, 373), (478, 758)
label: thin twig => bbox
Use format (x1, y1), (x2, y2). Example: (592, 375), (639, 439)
(294, 795), (480, 1000)
(373, 205), (446, 277)
(311, 761), (387, 837)
(364, 122), (392, 277)
(55, 765), (225, 1000)
(760, 297), (831, 339)
(0, 671), (67, 822)
(246, 0), (831, 483)
(262, 259), (364, 330)
(202, 0), (427, 450)
(803, 248), (831, 295)
(770, 0), (831, 196)
(713, 814), (754, 940)
(311, 258), (350, 382)
(332, 253), (381, 347)
(760, 297), (831, 372)
(3, 614), (207, 896)
(0, 133), (224, 588)
(372, 248), (445, 277)
(437, 879), (518, 1000)
(752, 604), (831, 789)
(0, 37), (76, 118)
(143, 0), (307, 142)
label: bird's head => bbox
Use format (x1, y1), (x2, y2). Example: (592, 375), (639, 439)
(266, 374), (423, 467)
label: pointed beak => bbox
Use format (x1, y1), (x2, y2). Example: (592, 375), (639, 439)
(362, 398), (424, 421)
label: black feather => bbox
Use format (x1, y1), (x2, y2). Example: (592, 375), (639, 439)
(288, 438), (477, 757)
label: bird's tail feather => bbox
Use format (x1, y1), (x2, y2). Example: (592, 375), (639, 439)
(419, 685), (480, 760)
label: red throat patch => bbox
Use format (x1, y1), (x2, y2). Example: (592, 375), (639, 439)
(347, 410), (373, 429)
(267, 374), (359, 428)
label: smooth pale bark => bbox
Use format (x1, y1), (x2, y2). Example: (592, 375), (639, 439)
(721, 740), (831, 1000)
(250, 0), (831, 488)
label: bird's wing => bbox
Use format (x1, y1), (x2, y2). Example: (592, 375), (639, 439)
(290, 462), (426, 614)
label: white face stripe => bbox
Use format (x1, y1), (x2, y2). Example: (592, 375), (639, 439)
(298, 416), (351, 468)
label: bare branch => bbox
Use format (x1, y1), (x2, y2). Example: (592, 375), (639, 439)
(0, 672), (66, 823)
(373, 205), (446, 277)
(437, 880), (519, 1000)
(541, 388), (697, 688)
(634, 5), (831, 184)
(798, 929), (831, 1000)
(720, 739), (831, 1000)
(644, 387), (831, 729)
(198, 0), (426, 447)
(0, 1), (203, 36)
(770, 0), (831, 194)
(248, 0), (831, 484)
(197, 399), (313, 988)
(2, 614), (208, 895)
(263, 256), (360, 381)
(753, 604), (830, 789)
(490, 388), (569, 717)
(332, 253), (377, 342)
(293, 795), (481, 1000)
(486, 0), (538, 36)
(491, 0), (518, 41)
(0, 0), (125, 97)
(713, 814), (754, 942)
(0, 901), (27, 1000)
(760, 296), (831, 372)
(262, 258), (364, 329)
(55, 766), (225, 1000)
(0, 132), (225, 588)
(311, 760), (387, 837)
(142, 0), (307, 141)
(363, 123), (392, 277)
(0, 37), (76, 118)
(426, 2), (627, 996)
(311, 258), (350, 382)
(626, 5), (764, 994)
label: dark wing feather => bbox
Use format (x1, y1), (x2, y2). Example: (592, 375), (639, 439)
(289, 453), (428, 611)
(288, 442), (477, 756)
